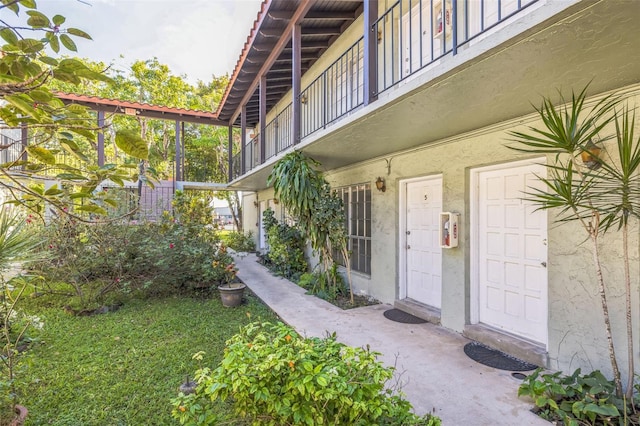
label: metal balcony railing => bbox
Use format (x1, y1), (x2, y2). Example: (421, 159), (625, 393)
(230, 0), (537, 181)
(375, 0), (537, 93)
(301, 38), (365, 138)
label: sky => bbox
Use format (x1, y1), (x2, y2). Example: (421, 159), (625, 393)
(4, 0), (264, 84)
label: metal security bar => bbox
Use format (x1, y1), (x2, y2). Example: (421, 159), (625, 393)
(375, 0), (537, 93)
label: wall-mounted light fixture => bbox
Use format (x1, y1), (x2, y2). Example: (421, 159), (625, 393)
(300, 93), (308, 105)
(273, 198), (279, 205)
(375, 177), (386, 192)
(377, 29), (382, 44)
(581, 140), (603, 170)
(253, 200), (259, 207)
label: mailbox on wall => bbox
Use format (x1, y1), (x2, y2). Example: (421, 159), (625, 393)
(439, 212), (459, 249)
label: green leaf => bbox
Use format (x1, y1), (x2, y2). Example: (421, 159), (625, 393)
(115, 129), (148, 160)
(0, 28), (19, 45)
(49, 34), (60, 53)
(76, 204), (107, 215)
(52, 15), (66, 26)
(44, 186), (64, 196)
(67, 28), (92, 40)
(4, 94), (38, 117)
(58, 173), (88, 182)
(39, 56), (58, 66)
(59, 34), (77, 52)
(16, 38), (44, 54)
(19, 0), (37, 8)
(26, 146), (57, 165)
(26, 10), (51, 28)
(29, 89), (53, 102)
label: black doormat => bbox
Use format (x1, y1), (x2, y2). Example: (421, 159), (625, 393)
(463, 342), (538, 371)
(383, 309), (427, 324)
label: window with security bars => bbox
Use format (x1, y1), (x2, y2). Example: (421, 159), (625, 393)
(334, 183), (371, 275)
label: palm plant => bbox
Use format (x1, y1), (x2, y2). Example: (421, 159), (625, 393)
(509, 86), (640, 398)
(268, 151), (354, 303)
(0, 208), (46, 421)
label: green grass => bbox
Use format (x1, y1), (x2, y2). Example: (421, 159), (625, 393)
(19, 292), (277, 425)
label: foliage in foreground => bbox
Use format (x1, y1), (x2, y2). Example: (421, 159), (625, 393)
(172, 321), (441, 426)
(20, 294), (277, 425)
(519, 368), (640, 425)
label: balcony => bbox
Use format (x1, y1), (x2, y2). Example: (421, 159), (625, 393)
(227, 0), (640, 188)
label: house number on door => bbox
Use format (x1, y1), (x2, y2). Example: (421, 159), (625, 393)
(424, 194), (428, 201)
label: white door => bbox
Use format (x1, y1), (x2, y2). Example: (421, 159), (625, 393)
(258, 200), (268, 250)
(404, 176), (443, 308)
(475, 161), (548, 344)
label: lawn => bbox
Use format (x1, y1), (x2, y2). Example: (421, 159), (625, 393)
(20, 291), (277, 425)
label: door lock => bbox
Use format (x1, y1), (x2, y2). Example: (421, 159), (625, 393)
(541, 262), (547, 268)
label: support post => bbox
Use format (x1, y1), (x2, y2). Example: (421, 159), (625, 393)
(364, 0), (378, 105)
(20, 123), (27, 165)
(292, 22), (302, 144)
(228, 124), (234, 183)
(241, 105), (247, 174)
(174, 120), (181, 181)
(259, 75), (267, 164)
(97, 110), (105, 166)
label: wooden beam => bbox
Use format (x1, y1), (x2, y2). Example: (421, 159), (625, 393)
(304, 11), (356, 20)
(301, 26), (342, 36)
(230, 0), (316, 125)
(364, 0), (378, 106)
(292, 23), (301, 145)
(268, 10), (293, 20)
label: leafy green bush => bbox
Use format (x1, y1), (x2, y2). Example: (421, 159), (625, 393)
(172, 321), (441, 426)
(221, 230), (256, 252)
(33, 208), (231, 304)
(518, 368), (639, 425)
(261, 209), (307, 279)
(297, 267), (347, 301)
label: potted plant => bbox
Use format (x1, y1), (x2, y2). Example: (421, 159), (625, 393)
(217, 262), (245, 307)
(211, 245), (245, 307)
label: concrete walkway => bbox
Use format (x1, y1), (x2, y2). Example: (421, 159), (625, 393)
(235, 254), (547, 426)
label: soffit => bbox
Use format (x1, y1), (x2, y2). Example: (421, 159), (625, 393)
(216, 0), (362, 127)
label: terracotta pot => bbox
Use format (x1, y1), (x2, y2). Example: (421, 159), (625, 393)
(10, 405), (27, 426)
(218, 283), (246, 307)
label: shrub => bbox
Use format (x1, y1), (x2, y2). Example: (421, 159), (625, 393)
(297, 267), (347, 301)
(221, 230), (256, 252)
(172, 321), (441, 426)
(261, 209), (307, 279)
(518, 368), (639, 425)
(33, 208), (229, 304)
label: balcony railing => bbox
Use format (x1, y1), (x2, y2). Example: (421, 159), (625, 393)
(301, 38), (365, 138)
(375, 0), (537, 93)
(230, 0), (536, 181)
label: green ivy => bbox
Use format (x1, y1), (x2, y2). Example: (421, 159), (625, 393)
(172, 321), (441, 426)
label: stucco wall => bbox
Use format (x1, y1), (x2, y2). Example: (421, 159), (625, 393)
(321, 86), (640, 378)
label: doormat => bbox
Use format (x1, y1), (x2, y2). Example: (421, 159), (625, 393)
(463, 342), (538, 371)
(383, 309), (427, 324)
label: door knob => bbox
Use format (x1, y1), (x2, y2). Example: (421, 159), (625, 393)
(541, 262), (547, 267)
